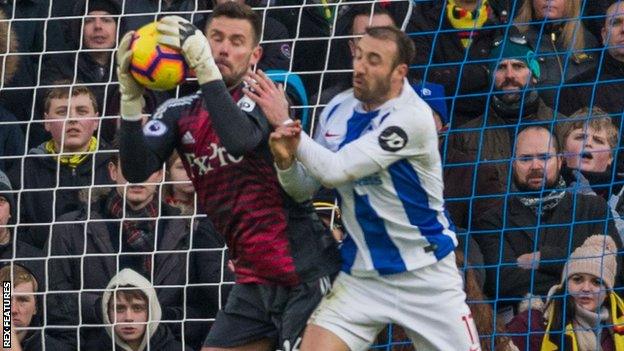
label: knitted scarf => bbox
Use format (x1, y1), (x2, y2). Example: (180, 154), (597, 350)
(44, 136), (98, 169)
(516, 177), (567, 216)
(446, 0), (490, 48)
(106, 191), (159, 272)
(573, 304), (609, 350)
(541, 292), (624, 350)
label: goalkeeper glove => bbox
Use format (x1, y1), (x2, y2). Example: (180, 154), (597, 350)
(157, 16), (222, 85)
(116, 31), (146, 121)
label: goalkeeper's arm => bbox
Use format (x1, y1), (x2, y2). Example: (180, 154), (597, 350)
(116, 31), (176, 182)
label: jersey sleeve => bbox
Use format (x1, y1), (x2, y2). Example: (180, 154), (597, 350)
(296, 104), (437, 187)
(200, 80), (270, 157)
(119, 99), (180, 183)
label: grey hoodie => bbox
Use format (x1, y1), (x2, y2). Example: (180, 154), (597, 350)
(101, 269), (162, 351)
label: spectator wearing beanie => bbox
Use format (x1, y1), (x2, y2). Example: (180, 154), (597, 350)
(444, 33), (563, 230)
(507, 235), (624, 350)
(407, 0), (508, 127)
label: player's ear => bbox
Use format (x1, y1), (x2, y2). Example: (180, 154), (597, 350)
(43, 112), (51, 132)
(250, 44), (263, 67)
(394, 63), (408, 80)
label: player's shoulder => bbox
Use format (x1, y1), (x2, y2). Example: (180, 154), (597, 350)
(394, 83), (430, 114)
(386, 85), (434, 126)
(152, 92), (201, 120)
(321, 88), (358, 121)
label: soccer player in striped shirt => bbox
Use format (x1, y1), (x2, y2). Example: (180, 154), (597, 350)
(255, 26), (481, 351)
(116, 3), (340, 350)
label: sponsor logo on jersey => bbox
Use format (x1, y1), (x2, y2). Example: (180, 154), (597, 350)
(143, 120), (167, 137)
(378, 126), (408, 152)
(324, 131), (340, 138)
(182, 131), (196, 145)
(183, 143), (244, 176)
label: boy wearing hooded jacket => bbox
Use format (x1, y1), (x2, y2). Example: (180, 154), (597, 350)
(88, 268), (191, 351)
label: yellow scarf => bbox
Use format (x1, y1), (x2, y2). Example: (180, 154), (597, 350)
(44, 137), (98, 169)
(320, 0), (334, 22)
(446, 0), (490, 48)
(541, 292), (624, 350)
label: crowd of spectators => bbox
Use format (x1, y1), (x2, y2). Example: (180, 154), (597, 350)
(1, 0), (624, 350)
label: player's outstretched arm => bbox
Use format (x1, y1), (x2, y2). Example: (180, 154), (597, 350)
(296, 132), (382, 187)
(117, 31), (172, 182)
(270, 122), (321, 201)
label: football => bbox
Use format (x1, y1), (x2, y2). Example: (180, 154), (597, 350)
(129, 22), (188, 91)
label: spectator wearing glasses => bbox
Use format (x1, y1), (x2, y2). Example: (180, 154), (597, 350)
(473, 125), (622, 321)
(444, 34), (562, 230)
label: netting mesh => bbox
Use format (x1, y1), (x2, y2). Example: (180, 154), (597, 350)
(0, 0), (623, 350)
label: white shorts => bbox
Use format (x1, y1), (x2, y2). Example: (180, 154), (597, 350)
(308, 253), (481, 351)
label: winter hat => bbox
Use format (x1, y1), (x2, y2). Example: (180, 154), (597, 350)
(563, 235), (618, 290)
(0, 170), (14, 218)
(488, 34), (541, 80)
(412, 82), (449, 126)
(86, 0), (120, 16)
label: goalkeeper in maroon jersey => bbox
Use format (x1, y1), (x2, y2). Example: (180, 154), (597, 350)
(116, 2), (340, 351)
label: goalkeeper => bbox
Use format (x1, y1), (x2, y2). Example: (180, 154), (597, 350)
(116, 2), (340, 351)
(262, 26), (480, 351)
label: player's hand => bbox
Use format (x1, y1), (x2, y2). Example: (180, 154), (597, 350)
(270, 121), (302, 170)
(517, 251), (540, 270)
(243, 69), (290, 127)
(157, 15), (222, 85)
(116, 31), (145, 121)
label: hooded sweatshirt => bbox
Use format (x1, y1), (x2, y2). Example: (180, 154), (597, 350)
(98, 268), (189, 351)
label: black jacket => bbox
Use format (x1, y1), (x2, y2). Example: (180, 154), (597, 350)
(0, 236), (44, 294)
(474, 192), (622, 310)
(0, 107), (25, 172)
(558, 51), (624, 116)
(85, 317), (192, 351)
(444, 97), (560, 229)
(521, 23), (597, 108)
(41, 0), (120, 142)
(47, 192), (224, 347)
(20, 330), (71, 351)
(407, 1), (503, 126)
(8, 143), (112, 249)
(0, 0), (68, 148)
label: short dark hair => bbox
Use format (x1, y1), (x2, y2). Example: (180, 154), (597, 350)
(209, 2), (262, 45)
(364, 26), (415, 67)
(517, 125), (561, 154)
(350, 4), (394, 34)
